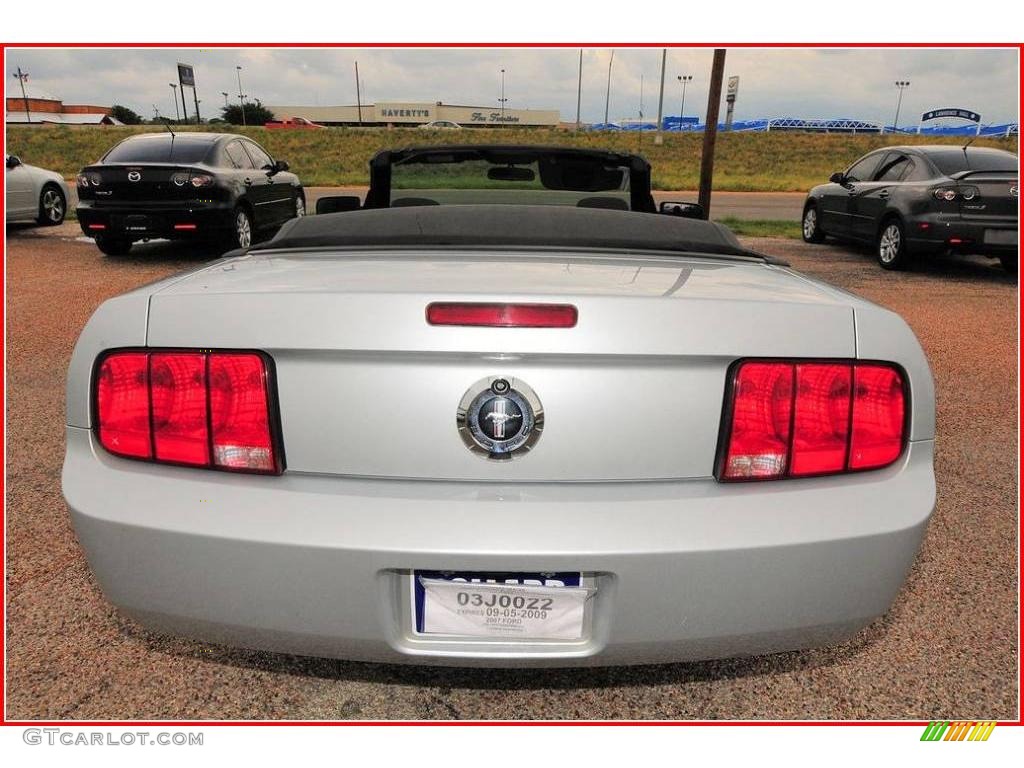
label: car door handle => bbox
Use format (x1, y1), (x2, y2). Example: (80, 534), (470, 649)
(878, 190), (890, 199)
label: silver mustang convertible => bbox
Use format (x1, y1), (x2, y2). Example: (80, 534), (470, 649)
(63, 146), (935, 667)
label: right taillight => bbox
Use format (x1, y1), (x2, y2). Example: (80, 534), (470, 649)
(718, 360), (906, 481)
(95, 349), (281, 474)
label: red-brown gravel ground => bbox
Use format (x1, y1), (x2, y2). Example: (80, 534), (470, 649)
(4, 224), (1018, 720)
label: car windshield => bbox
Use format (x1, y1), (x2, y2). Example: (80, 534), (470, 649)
(927, 148), (1017, 176)
(103, 137), (213, 164)
(389, 153), (631, 208)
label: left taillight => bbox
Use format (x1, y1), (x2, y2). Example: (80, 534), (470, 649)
(717, 359), (907, 482)
(95, 350), (281, 474)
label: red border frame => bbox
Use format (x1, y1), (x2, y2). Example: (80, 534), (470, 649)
(1, 41), (1020, 728)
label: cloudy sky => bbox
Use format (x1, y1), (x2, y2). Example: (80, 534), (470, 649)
(5, 47), (1019, 126)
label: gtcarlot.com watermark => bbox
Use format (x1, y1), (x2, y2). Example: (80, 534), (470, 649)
(23, 728), (203, 747)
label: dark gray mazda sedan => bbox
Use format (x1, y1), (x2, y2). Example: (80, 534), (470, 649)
(802, 145), (1018, 272)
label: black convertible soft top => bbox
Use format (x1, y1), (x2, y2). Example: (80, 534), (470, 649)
(253, 205), (778, 262)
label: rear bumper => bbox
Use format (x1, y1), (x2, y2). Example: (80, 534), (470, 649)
(905, 212), (1018, 256)
(76, 202), (234, 240)
(63, 427), (935, 667)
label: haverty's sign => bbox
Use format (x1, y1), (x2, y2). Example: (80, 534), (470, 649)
(376, 102), (559, 126)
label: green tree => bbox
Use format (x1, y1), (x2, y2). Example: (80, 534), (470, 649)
(221, 102), (274, 126)
(110, 104), (143, 125)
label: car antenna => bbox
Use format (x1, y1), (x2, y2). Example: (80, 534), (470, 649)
(962, 133), (977, 151)
(162, 119), (176, 138)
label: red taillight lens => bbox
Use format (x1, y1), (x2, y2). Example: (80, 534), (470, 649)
(151, 353), (209, 466)
(94, 350), (280, 474)
(719, 360), (906, 481)
(209, 354), (275, 472)
(721, 362), (793, 479)
(849, 364), (906, 470)
(190, 174), (214, 188)
(790, 363), (852, 476)
(96, 352), (152, 459)
(426, 302), (578, 328)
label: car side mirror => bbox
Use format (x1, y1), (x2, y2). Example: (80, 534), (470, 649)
(659, 201), (705, 219)
(274, 159), (290, 173)
(6, 155), (22, 169)
(829, 172), (846, 184)
(315, 195), (362, 214)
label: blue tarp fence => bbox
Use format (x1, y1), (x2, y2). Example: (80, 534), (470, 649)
(587, 117), (1018, 137)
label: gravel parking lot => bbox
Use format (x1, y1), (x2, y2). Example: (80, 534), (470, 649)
(5, 221), (1018, 721)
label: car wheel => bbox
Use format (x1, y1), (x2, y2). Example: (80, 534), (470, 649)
(95, 237), (132, 256)
(232, 207), (253, 249)
(876, 219), (910, 270)
(801, 204), (825, 243)
(295, 195), (306, 218)
(37, 184), (66, 226)
(998, 254), (1017, 274)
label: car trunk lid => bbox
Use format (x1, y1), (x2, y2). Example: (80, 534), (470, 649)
(146, 250), (856, 481)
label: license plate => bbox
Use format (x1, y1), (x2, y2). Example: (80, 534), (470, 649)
(984, 229), (1017, 245)
(124, 215), (151, 232)
(412, 571), (589, 640)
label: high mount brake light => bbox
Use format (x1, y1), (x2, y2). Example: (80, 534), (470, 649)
(426, 302), (578, 328)
(95, 350), (281, 474)
(717, 360), (906, 481)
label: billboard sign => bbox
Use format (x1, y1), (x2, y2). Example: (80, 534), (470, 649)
(177, 63), (196, 88)
(726, 76), (740, 103)
(921, 108), (981, 123)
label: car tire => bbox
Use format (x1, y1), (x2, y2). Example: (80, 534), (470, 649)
(801, 204), (825, 243)
(95, 237), (132, 257)
(37, 184), (66, 226)
(876, 218), (910, 271)
(998, 254), (1017, 274)
(230, 206), (254, 249)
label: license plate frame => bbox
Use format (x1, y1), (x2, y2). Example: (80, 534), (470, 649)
(411, 570), (587, 639)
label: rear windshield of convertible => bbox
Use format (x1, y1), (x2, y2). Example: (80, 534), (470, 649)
(927, 149), (1017, 176)
(103, 137), (213, 164)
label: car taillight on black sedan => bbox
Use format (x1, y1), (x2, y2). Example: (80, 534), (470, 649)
(94, 350), (282, 474)
(717, 360), (906, 481)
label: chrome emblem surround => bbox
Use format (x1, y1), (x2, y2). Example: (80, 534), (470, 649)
(1010, 184), (1019, 198)
(457, 376), (543, 460)
(127, 171), (141, 182)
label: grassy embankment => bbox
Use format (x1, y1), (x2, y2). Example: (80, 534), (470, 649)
(8, 125), (1016, 192)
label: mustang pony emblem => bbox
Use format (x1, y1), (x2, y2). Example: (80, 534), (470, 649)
(457, 377), (543, 459)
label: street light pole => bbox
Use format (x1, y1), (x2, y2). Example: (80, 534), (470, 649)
(169, 83), (180, 121)
(221, 91), (229, 110)
(603, 50), (615, 126)
(892, 80), (910, 134)
(236, 66), (247, 127)
(13, 67), (31, 123)
(575, 49), (583, 131)
(499, 68), (508, 118)
(655, 49), (666, 145)
(677, 75), (692, 131)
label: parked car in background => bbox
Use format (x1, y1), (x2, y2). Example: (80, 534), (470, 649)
(418, 120), (462, 130)
(5, 154), (69, 226)
(802, 145), (1019, 272)
(64, 145), (935, 667)
(264, 116), (325, 130)
(75, 132), (304, 256)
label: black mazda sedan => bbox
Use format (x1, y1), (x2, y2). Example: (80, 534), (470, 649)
(802, 145), (1018, 272)
(76, 132), (304, 256)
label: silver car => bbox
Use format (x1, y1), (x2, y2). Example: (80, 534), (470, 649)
(63, 146), (935, 667)
(6, 154), (69, 226)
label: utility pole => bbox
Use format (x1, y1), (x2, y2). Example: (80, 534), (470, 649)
(355, 61), (363, 125)
(698, 49), (727, 220)
(193, 87), (201, 124)
(221, 91), (229, 110)
(169, 83), (180, 121)
(575, 49), (583, 131)
(603, 50), (615, 126)
(14, 67), (31, 123)
(892, 80), (910, 133)
(654, 49), (666, 145)
(236, 66), (247, 127)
